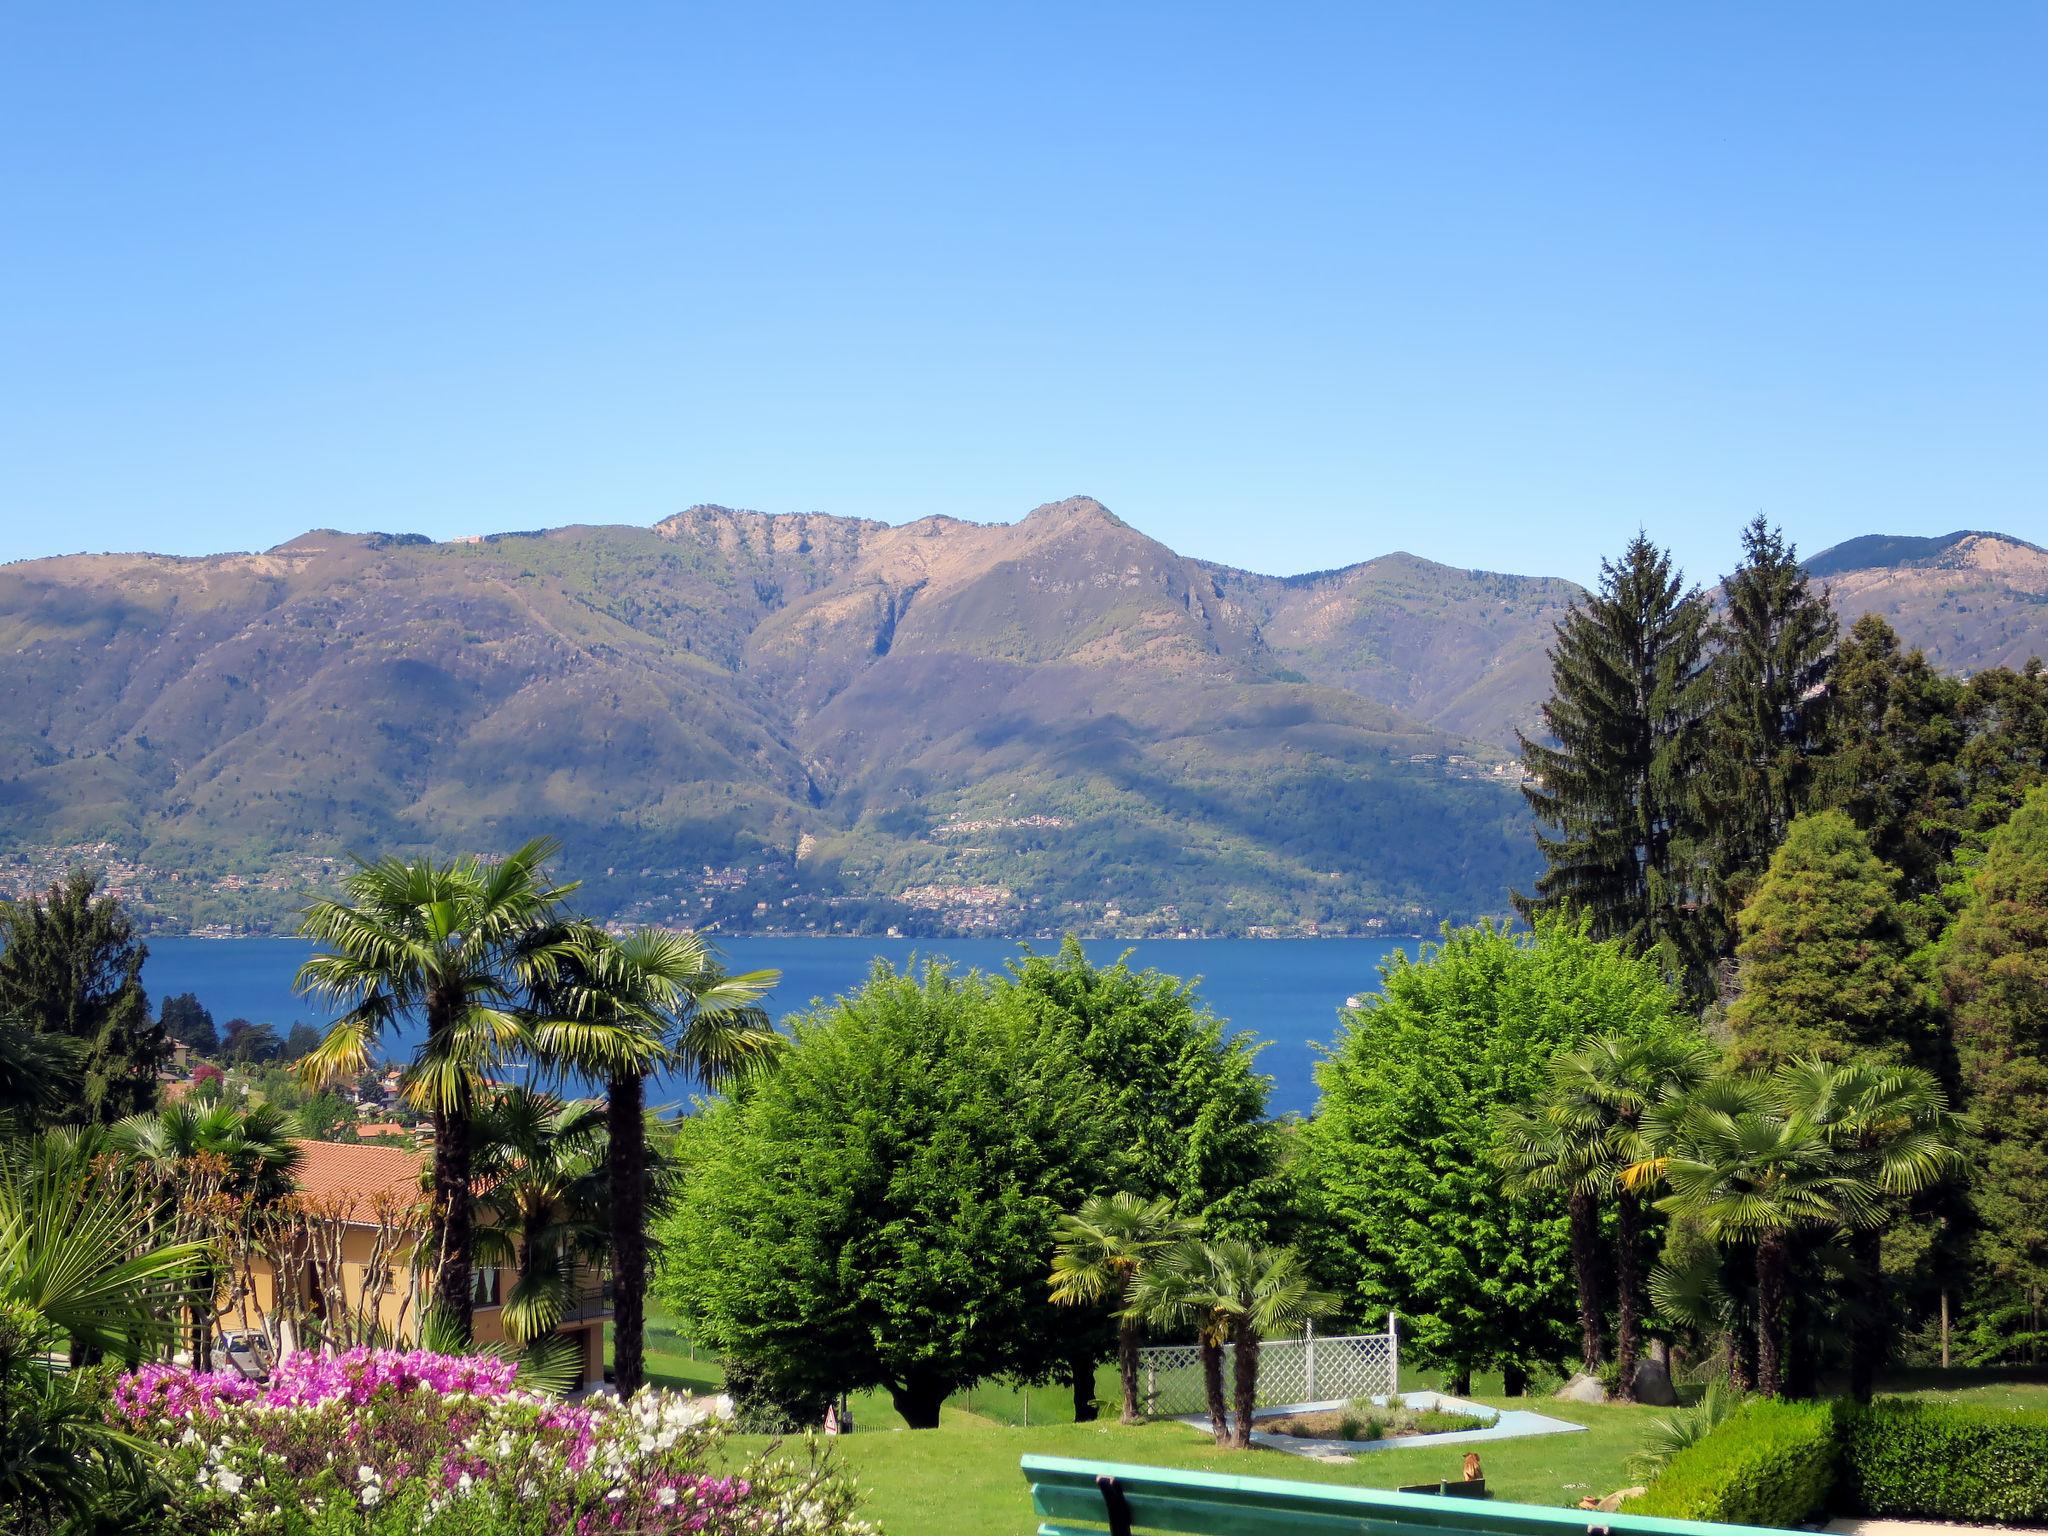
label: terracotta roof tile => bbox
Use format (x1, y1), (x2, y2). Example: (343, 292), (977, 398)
(290, 1140), (427, 1223)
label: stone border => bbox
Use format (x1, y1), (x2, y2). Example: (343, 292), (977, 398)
(1175, 1389), (1589, 1460)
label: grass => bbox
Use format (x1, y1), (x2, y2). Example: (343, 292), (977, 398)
(618, 1307), (2048, 1535)
(737, 1401), (1657, 1536)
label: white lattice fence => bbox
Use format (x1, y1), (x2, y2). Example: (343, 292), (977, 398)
(1137, 1317), (1399, 1417)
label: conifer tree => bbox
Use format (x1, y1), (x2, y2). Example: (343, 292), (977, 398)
(1941, 787), (2048, 1342)
(1691, 518), (1839, 959)
(1819, 614), (1965, 899)
(1517, 534), (1710, 991)
(0, 869), (166, 1122)
(1724, 811), (1921, 1070)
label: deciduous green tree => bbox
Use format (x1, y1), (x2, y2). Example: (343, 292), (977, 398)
(655, 962), (1113, 1429)
(1296, 920), (1676, 1391)
(1725, 811), (1922, 1070)
(1517, 534), (1711, 993)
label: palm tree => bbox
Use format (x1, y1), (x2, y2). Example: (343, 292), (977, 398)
(1503, 1032), (1716, 1396)
(1495, 1092), (1607, 1378)
(470, 1086), (608, 1348)
(0, 1017), (84, 1134)
(1133, 1238), (1333, 1448)
(110, 1096), (302, 1367)
(529, 923), (777, 1395)
(1212, 1241), (1334, 1449)
(1049, 1191), (1194, 1423)
(1651, 1074), (1873, 1396)
(295, 838), (578, 1339)
(1130, 1241), (1236, 1445)
(1776, 1059), (1960, 1400)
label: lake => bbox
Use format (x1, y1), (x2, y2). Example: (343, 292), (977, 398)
(139, 935), (1417, 1117)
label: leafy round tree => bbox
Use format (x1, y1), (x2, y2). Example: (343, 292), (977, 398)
(1725, 810), (1920, 1070)
(1297, 919), (1678, 1391)
(655, 961), (1113, 1428)
(1003, 938), (1280, 1415)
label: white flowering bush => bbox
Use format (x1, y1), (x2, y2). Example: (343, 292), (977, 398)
(115, 1352), (869, 1535)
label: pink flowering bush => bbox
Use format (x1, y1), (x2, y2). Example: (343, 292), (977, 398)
(115, 1352), (867, 1535)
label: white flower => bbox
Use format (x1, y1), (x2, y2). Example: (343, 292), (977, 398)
(359, 1484), (382, 1509)
(357, 1465), (378, 1483)
(217, 1470), (244, 1496)
(657, 1487), (678, 1508)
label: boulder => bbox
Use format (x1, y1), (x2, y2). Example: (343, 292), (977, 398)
(1554, 1373), (1608, 1404)
(1629, 1355), (1679, 1406)
(1597, 1487), (1648, 1512)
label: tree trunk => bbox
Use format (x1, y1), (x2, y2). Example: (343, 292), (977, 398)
(1447, 1365), (1471, 1396)
(608, 1067), (648, 1396)
(432, 1093), (474, 1340)
(1117, 1315), (1143, 1424)
(1502, 1359), (1529, 1397)
(1849, 1224), (1885, 1403)
(1230, 1326), (1259, 1449)
(889, 1376), (946, 1429)
(1728, 1322), (1755, 1394)
(1755, 1230), (1790, 1397)
(1200, 1339), (1228, 1445)
(1614, 1187), (1643, 1402)
(1569, 1187), (1605, 1374)
(1071, 1347), (1099, 1422)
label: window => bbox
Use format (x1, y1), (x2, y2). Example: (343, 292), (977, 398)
(472, 1266), (502, 1308)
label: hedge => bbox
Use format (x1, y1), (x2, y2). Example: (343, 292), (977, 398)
(1840, 1399), (2048, 1525)
(1628, 1399), (1842, 1527)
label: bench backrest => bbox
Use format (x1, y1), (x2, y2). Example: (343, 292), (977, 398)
(1021, 1456), (1772, 1536)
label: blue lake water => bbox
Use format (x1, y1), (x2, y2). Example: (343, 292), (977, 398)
(139, 935), (1416, 1118)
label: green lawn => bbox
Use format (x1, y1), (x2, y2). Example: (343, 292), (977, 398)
(746, 1401), (1661, 1536)
(617, 1309), (2048, 1535)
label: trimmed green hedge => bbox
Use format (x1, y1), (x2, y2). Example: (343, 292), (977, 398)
(1840, 1399), (2048, 1525)
(1629, 1399), (1842, 1527)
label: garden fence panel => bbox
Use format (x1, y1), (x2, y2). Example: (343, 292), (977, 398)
(1136, 1317), (1398, 1417)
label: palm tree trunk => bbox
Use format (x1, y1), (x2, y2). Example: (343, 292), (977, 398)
(1200, 1338), (1228, 1445)
(1615, 1187), (1643, 1402)
(1755, 1230), (1790, 1397)
(608, 1067), (648, 1396)
(1230, 1325), (1259, 1449)
(433, 1095), (474, 1340)
(1569, 1186), (1605, 1374)
(1849, 1224), (1885, 1403)
(1118, 1315), (1143, 1424)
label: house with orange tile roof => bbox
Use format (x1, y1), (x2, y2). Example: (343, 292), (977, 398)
(220, 1140), (609, 1389)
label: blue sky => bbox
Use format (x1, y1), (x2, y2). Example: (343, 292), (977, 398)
(3, 3), (2044, 587)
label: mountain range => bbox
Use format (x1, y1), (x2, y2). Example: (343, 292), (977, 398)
(1, 501), (2041, 937)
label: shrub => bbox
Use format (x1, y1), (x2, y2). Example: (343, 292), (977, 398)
(115, 1353), (868, 1535)
(1841, 1399), (2048, 1525)
(1630, 1399), (1842, 1526)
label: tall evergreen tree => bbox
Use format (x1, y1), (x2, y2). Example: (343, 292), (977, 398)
(1516, 534), (1710, 991)
(1956, 659), (2048, 841)
(1941, 786), (2048, 1352)
(157, 993), (219, 1057)
(1692, 518), (1839, 961)
(1725, 811), (1922, 1070)
(0, 871), (166, 1123)
(1819, 614), (1966, 899)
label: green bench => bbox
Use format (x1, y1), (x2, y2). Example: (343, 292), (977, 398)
(1021, 1456), (1755, 1536)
